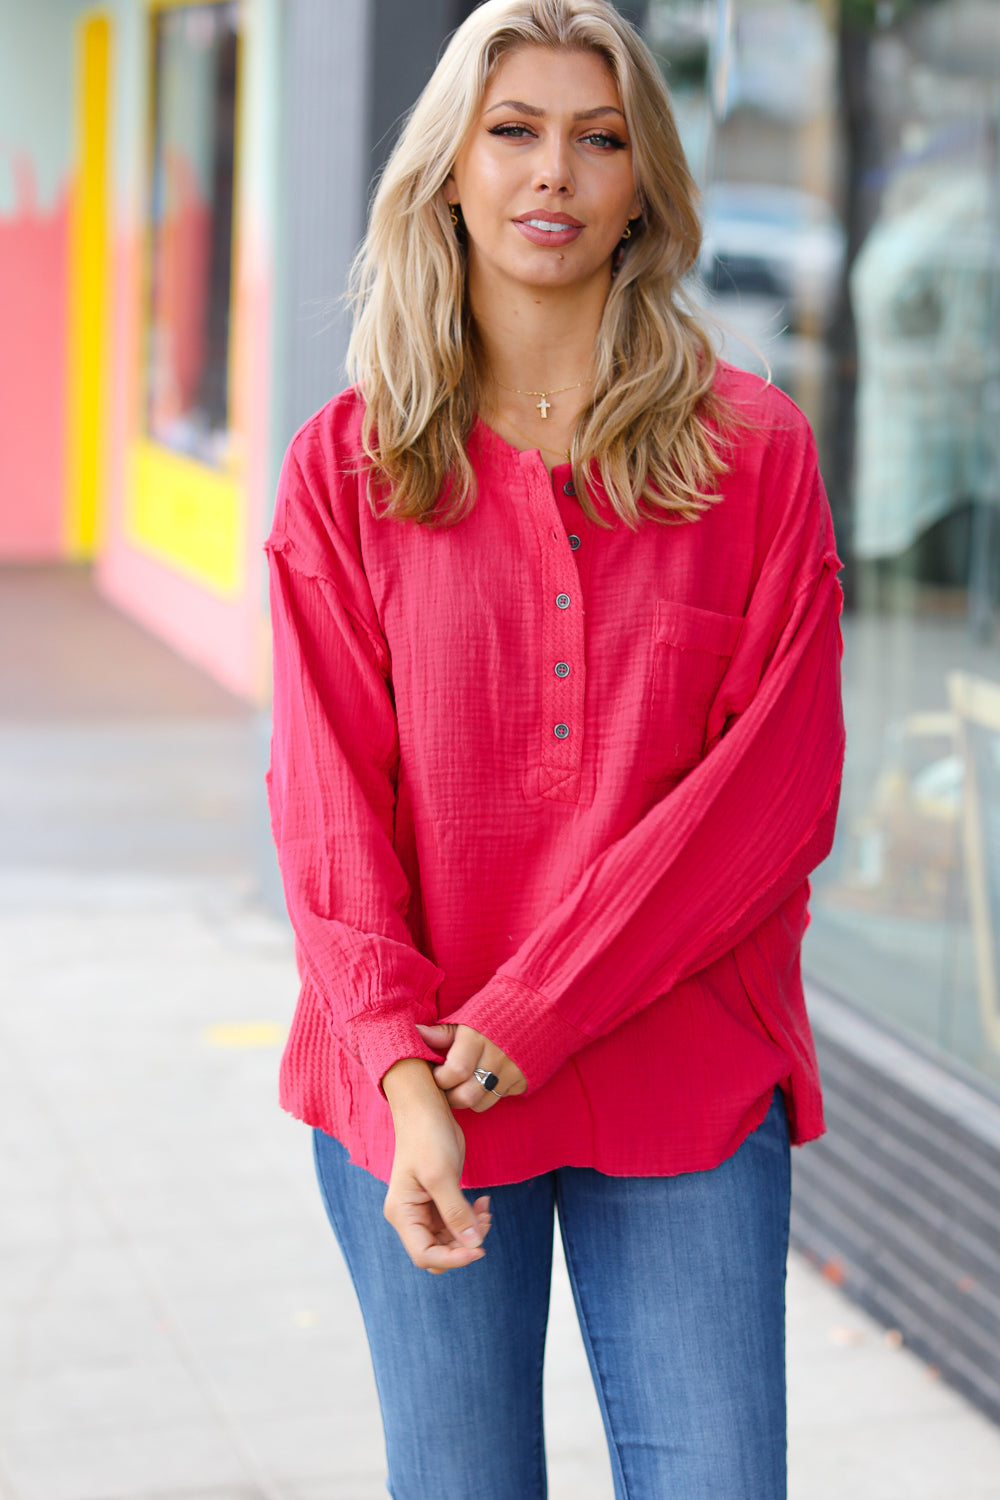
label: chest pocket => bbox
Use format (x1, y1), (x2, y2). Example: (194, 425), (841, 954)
(642, 600), (744, 783)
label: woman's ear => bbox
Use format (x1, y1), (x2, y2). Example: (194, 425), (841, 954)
(443, 171), (458, 204)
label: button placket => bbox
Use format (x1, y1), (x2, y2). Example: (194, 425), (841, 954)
(549, 590), (575, 745)
(535, 470), (586, 802)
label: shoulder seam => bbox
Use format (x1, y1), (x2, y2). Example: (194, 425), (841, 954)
(265, 531), (391, 678)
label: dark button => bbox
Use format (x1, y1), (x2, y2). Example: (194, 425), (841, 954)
(556, 593), (571, 610)
(568, 533), (581, 550)
(563, 480), (576, 497)
(554, 723), (570, 739)
(554, 661), (570, 678)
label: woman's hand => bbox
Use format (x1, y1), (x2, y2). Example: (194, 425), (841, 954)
(382, 1058), (492, 1273)
(416, 1023), (527, 1112)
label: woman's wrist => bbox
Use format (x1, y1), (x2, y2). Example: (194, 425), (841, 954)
(383, 1056), (443, 1112)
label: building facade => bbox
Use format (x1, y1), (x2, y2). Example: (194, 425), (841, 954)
(0, 0), (484, 697)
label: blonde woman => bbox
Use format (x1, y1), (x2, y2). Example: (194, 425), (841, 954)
(266, 2), (844, 1495)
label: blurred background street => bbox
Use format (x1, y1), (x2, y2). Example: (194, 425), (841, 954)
(2, 565), (999, 1498)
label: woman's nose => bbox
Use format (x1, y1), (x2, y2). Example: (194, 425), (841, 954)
(532, 135), (574, 195)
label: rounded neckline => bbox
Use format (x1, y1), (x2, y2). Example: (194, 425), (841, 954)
(472, 414), (573, 475)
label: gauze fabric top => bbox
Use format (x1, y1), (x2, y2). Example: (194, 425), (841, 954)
(265, 363), (845, 1187)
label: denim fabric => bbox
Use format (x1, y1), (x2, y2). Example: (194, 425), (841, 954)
(312, 1088), (790, 1500)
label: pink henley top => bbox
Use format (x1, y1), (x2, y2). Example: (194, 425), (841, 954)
(266, 362), (845, 1187)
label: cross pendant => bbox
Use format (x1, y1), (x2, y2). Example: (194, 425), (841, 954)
(536, 394), (550, 419)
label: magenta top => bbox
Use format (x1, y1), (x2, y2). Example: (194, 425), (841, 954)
(265, 363), (845, 1187)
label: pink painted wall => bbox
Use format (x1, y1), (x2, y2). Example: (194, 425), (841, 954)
(0, 157), (70, 555)
(0, 0), (80, 558)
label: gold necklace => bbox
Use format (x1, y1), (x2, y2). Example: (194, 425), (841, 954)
(495, 378), (586, 420)
(486, 410), (571, 463)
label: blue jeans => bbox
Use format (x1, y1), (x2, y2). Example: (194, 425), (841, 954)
(313, 1088), (790, 1500)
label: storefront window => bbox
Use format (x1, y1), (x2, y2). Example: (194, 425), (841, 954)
(647, 0), (1000, 1091)
(145, 1), (240, 467)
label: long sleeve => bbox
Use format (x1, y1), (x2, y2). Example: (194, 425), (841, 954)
(442, 429), (845, 1090)
(266, 448), (442, 1090)
(272, 376), (841, 1182)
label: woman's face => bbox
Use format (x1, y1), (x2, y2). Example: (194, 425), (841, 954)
(445, 45), (642, 296)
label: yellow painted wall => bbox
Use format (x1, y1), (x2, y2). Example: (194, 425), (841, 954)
(64, 11), (111, 557)
(126, 438), (244, 597)
(123, 0), (245, 597)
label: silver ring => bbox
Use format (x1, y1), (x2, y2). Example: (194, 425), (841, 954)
(474, 1068), (502, 1097)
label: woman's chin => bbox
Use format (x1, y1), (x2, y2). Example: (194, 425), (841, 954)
(479, 252), (612, 296)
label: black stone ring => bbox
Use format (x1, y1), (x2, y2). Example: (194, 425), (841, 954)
(473, 1068), (502, 1096)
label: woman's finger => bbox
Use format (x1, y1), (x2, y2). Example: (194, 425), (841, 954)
(424, 1167), (487, 1250)
(422, 1204), (491, 1272)
(446, 1058), (516, 1112)
(447, 1075), (505, 1112)
(444, 1046), (526, 1111)
(415, 1022), (456, 1052)
(431, 1027), (484, 1090)
(452, 1072), (525, 1110)
(384, 1191), (490, 1272)
(408, 1229), (485, 1273)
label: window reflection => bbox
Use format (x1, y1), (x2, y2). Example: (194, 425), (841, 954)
(650, 0), (844, 423)
(146, 1), (240, 467)
(648, 0), (1000, 1090)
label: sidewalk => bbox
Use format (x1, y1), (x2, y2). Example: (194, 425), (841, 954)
(2, 566), (999, 1500)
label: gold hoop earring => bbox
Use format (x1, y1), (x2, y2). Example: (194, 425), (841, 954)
(450, 205), (459, 227)
(622, 223), (632, 240)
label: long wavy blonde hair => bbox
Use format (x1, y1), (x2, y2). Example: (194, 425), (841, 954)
(347, 0), (726, 528)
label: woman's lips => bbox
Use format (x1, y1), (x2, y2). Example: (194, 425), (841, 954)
(513, 215), (584, 247)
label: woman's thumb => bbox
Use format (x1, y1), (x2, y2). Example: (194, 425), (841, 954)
(436, 1183), (482, 1248)
(415, 1022), (456, 1051)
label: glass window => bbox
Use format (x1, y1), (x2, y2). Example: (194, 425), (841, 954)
(145, 1), (240, 467)
(647, 0), (1000, 1093)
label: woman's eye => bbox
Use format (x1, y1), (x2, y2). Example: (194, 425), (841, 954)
(581, 131), (626, 150)
(486, 124), (627, 150)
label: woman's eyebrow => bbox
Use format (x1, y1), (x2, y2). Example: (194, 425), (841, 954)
(484, 99), (625, 121)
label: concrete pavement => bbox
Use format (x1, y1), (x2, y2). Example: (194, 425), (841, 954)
(2, 565), (999, 1500)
